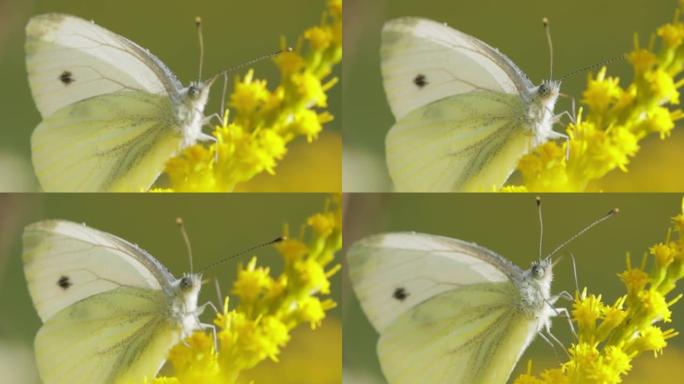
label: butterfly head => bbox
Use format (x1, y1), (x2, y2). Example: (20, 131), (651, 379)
(176, 273), (202, 309)
(536, 80), (561, 102)
(183, 81), (212, 107)
(528, 258), (553, 288)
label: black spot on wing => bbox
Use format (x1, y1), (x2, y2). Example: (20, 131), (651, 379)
(393, 287), (409, 301)
(57, 275), (72, 290)
(59, 71), (74, 85)
(414, 74), (428, 88)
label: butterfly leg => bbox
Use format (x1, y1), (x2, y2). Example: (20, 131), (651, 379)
(558, 92), (577, 124)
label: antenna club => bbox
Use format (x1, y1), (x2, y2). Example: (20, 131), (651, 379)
(195, 16), (202, 26)
(285, 47), (294, 53)
(176, 217), (184, 225)
(542, 17), (549, 27)
(610, 208), (620, 215)
(536, 196), (542, 206)
(274, 235), (288, 243)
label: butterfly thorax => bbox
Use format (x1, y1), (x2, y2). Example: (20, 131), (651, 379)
(525, 80), (561, 147)
(175, 82), (211, 147)
(170, 273), (203, 337)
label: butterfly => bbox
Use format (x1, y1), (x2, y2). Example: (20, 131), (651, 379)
(22, 220), (208, 383)
(381, 17), (566, 192)
(347, 232), (564, 384)
(25, 14), (217, 192)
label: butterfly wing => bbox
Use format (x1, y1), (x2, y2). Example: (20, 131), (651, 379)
(381, 17), (532, 120)
(347, 232), (538, 384)
(347, 232), (520, 331)
(30, 90), (183, 192)
(385, 90), (533, 192)
(377, 286), (539, 384)
(23, 220), (175, 322)
(25, 13), (181, 118)
(34, 287), (182, 384)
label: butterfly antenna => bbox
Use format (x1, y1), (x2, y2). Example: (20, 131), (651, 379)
(200, 235), (287, 273)
(209, 48), (293, 84)
(195, 16), (205, 82)
(536, 196), (544, 261)
(559, 54), (626, 81)
(543, 17), (554, 80)
(546, 208), (619, 260)
(176, 217), (194, 274)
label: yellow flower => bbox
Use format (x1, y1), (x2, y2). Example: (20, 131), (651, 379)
(152, 195), (341, 383)
(229, 70), (269, 115)
(159, 0), (342, 192)
(582, 68), (622, 111)
(657, 23), (684, 48)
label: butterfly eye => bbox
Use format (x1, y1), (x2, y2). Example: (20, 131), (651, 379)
(188, 85), (200, 99)
(531, 264), (545, 279)
(538, 84), (549, 97)
(179, 276), (191, 290)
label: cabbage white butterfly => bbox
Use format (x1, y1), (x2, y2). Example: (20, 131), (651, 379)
(346, 203), (618, 384)
(382, 18), (566, 192)
(22, 220), (208, 384)
(25, 14), (217, 192)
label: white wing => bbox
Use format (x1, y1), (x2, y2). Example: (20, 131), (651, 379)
(385, 90), (533, 192)
(25, 13), (181, 118)
(346, 232), (521, 332)
(31, 90), (183, 192)
(34, 286), (182, 384)
(23, 220), (175, 322)
(377, 285), (539, 384)
(381, 17), (533, 119)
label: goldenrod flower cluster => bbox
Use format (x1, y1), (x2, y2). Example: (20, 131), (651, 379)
(514, 198), (684, 384)
(161, 0), (342, 192)
(150, 195), (342, 383)
(506, 1), (684, 192)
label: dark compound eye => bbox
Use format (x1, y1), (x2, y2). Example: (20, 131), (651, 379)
(188, 86), (199, 99)
(531, 264), (544, 279)
(538, 84), (549, 97)
(180, 277), (191, 289)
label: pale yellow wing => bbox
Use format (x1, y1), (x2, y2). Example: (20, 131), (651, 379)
(35, 286), (181, 384)
(31, 90), (183, 192)
(385, 90), (533, 192)
(378, 284), (538, 384)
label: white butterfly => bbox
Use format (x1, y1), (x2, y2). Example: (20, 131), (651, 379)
(347, 232), (565, 384)
(22, 220), (208, 384)
(382, 18), (566, 192)
(25, 14), (216, 192)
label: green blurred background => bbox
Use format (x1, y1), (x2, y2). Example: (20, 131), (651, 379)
(0, 0), (341, 192)
(342, 193), (684, 383)
(0, 194), (341, 383)
(342, 0), (684, 192)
